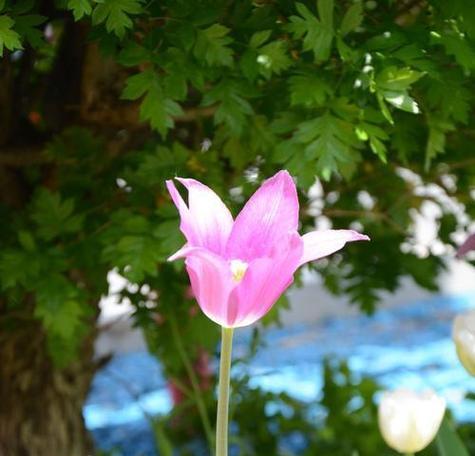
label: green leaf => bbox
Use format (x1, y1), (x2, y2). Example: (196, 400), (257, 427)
(425, 78), (471, 124)
(122, 69), (183, 137)
(129, 144), (189, 187)
(289, 4), (316, 39)
(0, 1), (5, 13)
(101, 213), (167, 282)
(154, 218), (183, 259)
(122, 69), (154, 99)
(376, 66), (423, 91)
(289, 73), (331, 107)
(163, 72), (187, 100)
(92, 0), (143, 38)
(340, 1), (363, 36)
(376, 67), (423, 116)
(202, 79), (253, 135)
(34, 275), (88, 366)
(248, 115), (276, 154)
(35, 276), (84, 340)
(0, 249), (40, 289)
(436, 417), (469, 456)
(67, 0), (92, 20)
(114, 235), (162, 282)
(14, 14), (46, 48)
(432, 30), (475, 71)
(10, 0), (34, 14)
(356, 121), (389, 162)
(0, 15), (22, 56)
(194, 24), (233, 67)
(140, 86), (183, 137)
(425, 118), (455, 168)
(376, 93), (394, 124)
(31, 189), (84, 241)
(249, 29), (272, 48)
(317, 0), (334, 26)
(159, 47), (204, 91)
(294, 112), (358, 180)
(271, 111), (301, 135)
(459, 5), (475, 40)
(241, 30), (275, 81)
(18, 230), (36, 252)
(384, 91), (420, 113)
(288, 1), (334, 61)
(336, 35), (358, 61)
(256, 41), (292, 78)
(240, 49), (260, 81)
(117, 41), (151, 66)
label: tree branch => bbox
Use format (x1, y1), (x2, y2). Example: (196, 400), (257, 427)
(0, 146), (49, 166)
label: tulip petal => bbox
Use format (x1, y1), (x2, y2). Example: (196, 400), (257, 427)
(167, 243), (191, 262)
(166, 178), (233, 255)
(452, 310), (475, 376)
(456, 232), (475, 258)
(378, 389), (445, 453)
(184, 249), (235, 326)
(299, 229), (370, 265)
(227, 233), (303, 327)
(226, 170), (299, 261)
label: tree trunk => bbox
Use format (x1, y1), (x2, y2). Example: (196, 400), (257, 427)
(0, 319), (97, 456)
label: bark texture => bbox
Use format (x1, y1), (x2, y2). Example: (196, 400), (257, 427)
(0, 18), (100, 456)
(0, 320), (96, 456)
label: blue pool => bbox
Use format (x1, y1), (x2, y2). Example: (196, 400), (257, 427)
(85, 291), (475, 455)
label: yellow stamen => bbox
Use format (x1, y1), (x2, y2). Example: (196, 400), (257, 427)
(230, 259), (248, 283)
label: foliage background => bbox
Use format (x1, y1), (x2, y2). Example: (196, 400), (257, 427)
(1, 0), (475, 454)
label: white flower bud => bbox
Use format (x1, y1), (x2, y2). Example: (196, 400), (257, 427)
(378, 389), (446, 454)
(453, 310), (475, 376)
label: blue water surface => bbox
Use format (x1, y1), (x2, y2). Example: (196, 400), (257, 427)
(85, 291), (475, 455)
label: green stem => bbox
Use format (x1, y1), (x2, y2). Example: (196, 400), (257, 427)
(169, 314), (214, 450)
(216, 327), (234, 456)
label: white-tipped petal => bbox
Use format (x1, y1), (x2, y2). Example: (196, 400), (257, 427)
(299, 229), (370, 265)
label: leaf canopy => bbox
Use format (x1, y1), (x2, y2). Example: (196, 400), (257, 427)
(0, 0), (474, 378)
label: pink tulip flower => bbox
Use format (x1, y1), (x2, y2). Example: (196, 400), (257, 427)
(166, 170), (369, 328)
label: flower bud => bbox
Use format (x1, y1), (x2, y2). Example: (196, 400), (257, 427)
(452, 310), (475, 376)
(378, 388), (445, 454)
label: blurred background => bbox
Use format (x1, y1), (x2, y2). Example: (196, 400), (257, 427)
(88, 250), (475, 455)
(1, 0), (475, 455)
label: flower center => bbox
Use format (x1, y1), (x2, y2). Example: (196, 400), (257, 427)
(230, 259), (248, 283)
